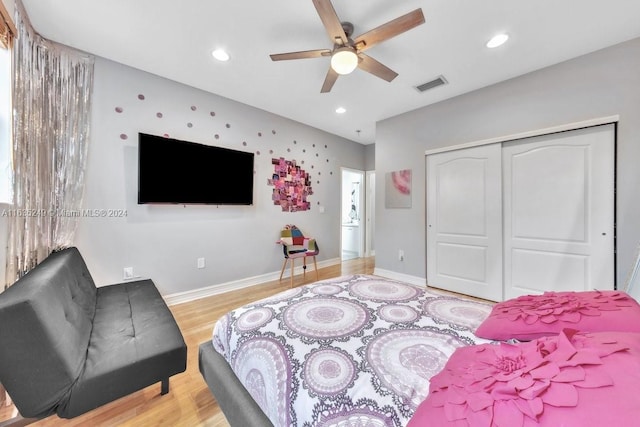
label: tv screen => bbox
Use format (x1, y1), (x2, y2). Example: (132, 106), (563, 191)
(138, 133), (254, 205)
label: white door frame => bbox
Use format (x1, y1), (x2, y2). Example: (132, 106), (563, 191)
(365, 170), (375, 257)
(424, 115), (619, 156)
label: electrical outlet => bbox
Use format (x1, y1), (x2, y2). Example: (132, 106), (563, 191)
(123, 267), (134, 279)
(398, 250), (404, 262)
(197, 257), (206, 269)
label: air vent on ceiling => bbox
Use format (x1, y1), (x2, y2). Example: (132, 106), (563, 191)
(415, 75), (447, 93)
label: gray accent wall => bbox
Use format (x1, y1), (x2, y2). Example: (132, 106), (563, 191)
(364, 144), (375, 171)
(376, 37), (640, 286)
(74, 57), (365, 295)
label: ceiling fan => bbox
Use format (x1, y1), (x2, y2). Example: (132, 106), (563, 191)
(270, 0), (425, 93)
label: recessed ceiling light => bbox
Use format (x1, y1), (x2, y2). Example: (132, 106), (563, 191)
(335, 107), (347, 114)
(212, 49), (230, 61)
(486, 33), (509, 48)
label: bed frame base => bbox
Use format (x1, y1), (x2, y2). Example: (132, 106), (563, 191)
(198, 342), (273, 427)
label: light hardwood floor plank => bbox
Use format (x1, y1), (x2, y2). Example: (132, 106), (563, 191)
(2, 257), (374, 427)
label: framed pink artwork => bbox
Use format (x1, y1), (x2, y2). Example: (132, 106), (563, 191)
(385, 169), (411, 208)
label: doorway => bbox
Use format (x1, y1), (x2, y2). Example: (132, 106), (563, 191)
(341, 168), (365, 261)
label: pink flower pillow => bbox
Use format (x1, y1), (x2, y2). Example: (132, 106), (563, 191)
(408, 329), (640, 427)
(474, 290), (640, 341)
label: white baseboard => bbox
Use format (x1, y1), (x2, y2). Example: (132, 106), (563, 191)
(373, 268), (426, 287)
(164, 257), (342, 306)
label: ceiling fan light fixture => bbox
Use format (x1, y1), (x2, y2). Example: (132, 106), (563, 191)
(331, 48), (358, 75)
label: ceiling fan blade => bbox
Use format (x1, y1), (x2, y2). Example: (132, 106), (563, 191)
(357, 53), (398, 82)
(270, 49), (331, 61)
(321, 67), (339, 93)
(312, 0), (348, 46)
(354, 8), (425, 52)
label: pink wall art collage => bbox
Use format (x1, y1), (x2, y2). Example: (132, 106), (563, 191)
(268, 157), (313, 212)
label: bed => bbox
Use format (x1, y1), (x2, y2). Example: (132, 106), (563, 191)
(198, 274), (493, 426)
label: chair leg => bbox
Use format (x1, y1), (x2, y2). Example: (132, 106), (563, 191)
(313, 256), (318, 281)
(290, 258), (295, 288)
(303, 257), (307, 278)
(161, 378), (170, 395)
(279, 258), (288, 281)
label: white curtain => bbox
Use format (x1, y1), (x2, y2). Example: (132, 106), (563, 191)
(4, 1), (94, 286)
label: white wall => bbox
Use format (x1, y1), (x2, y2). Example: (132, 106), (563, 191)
(74, 57), (365, 296)
(376, 37), (640, 286)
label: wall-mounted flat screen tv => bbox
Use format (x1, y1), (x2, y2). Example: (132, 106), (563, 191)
(138, 133), (254, 205)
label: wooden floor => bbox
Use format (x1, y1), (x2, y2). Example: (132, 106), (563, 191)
(0, 257), (375, 427)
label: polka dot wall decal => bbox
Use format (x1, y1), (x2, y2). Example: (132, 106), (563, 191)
(226, 123), (231, 128)
(326, 159), (329, 162)
(256, 151), (261, 155)
(294, 140), (297, 144)
(156, 112), (163, 118)
(210, 111), (216, 117)
(272, 130), (276, 134)
(120, 134), (128, 140)
(269, 150), (273, 154)
(187, 122), (193, 128)
(191, 105), (197, 111)
(243, 141), (247, 146)
(287, 148), (291, 152)
(313, 144), (316, 147)
(316, 153), (319, 157)
(303, 149), (306, 153)
(115, 107), (123, 113)
(330, 171), (333, 175)
(163, 133), (170, 137)
(325, 145), (327, 148)
(258, 132), (262, 137)
(137, 94), (145, 100)
(214, 134), (220, 139)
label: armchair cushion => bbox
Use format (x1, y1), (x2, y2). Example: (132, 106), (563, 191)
(280, 225), (319, 258)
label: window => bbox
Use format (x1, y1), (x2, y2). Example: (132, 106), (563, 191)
(0, 46), (10, 204)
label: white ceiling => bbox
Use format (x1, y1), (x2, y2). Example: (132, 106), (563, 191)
(20, 0), (640, 145)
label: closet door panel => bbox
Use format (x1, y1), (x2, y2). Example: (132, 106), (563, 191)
(503, 125), (615, 299)
(427, 144), (503, 301)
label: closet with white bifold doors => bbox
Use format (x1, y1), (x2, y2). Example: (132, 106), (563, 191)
(426, 124), (615, 302)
